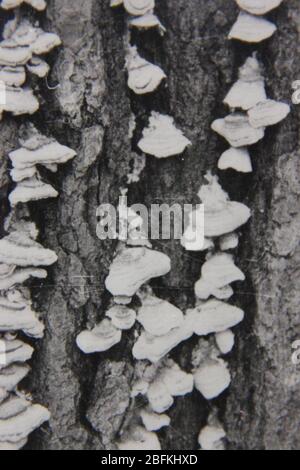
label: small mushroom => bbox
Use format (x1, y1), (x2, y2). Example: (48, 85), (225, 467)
(126, 46), (166, 95)
(146, 379), (174, 413)
(0, 66), (26, 86)
(218, 147), (252, 173)
(215, 330), (235, 355)
(194, 253), (245, 300)
(224, 56), (266, 111)
(1, 0), (46, 10)
(0, 364), (30, 392)
(106, 305), (136, 330)
(123, 0), (155, 17)
(105, 247), (171, 299)
(212, 113), (265, 147)
(140, 408), (170, 431)
(0, 232), (58, 267)
(247, 99), (290, 128)
(10, 166), (37, 183)
(129, 12), (166, 34)
(76, 319), (122, 354)
(0, 395), (30, 420)
(26, 57), (50, 78)
(138, 112), (191, 158)
(186, 300), (244, 336)
(219, 232), (239, 251)
(229, 12), (277, 43)
(194, 359), (231, 400)
(9, 175), (58, 206)
(117, 426), (161, 450)
(198, 424), (226, 450)
(235, 0), (283, 16)
(137, 294), (184, 336)
(0, 45), (32, 67)
(0, 404), (50, 444)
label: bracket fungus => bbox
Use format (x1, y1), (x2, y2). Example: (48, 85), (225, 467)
(0, 295), (44, 338)
(197, 173), (251, 237)
(106, 305), (136, 330)
(160, 361), (194, 397)
(123, 0), (155, 17)
(0, 0), (46, 10)
(138, 112), (191, 158)
(126, 46), (166, 95)
(0, 232), (57, 267)
(0, 66), (26, 87)
(187, 300), (244, 336)
(0, 267), (47, 291)
(76, 319), (122, 354)
(224, 55), (266, 111)
(219, 232), (239, 251)
(235, 0), (283, 16)
(218, 147), (252, 173)
(140, 408), (170, 432)
(212, 113), (265, 147)
(0, 364), (30, 392)
(26, 57), (50, 78)
(146, 380), (174, 413)
(0, 337), (33, 369)
(0, 404), (50, 444)
(194, 359), (231, 400)
(194, 253), (245, 300)
(215, 330), (235, 355)
(9, 176), (58, 206)
(198, 424), (226, 451)
(129, 12), (166, 34)
(105, 247), (171, 300)
(137, 294), (184, 336)
(229, 12), (277, 43)
(0, 87), (39, 119)
(247, 99), (291, 128)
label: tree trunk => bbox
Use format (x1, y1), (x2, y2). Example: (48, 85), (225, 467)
(0, 0), (299, 451)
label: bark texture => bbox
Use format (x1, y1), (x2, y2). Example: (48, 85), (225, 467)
(0, 0), (299, 450)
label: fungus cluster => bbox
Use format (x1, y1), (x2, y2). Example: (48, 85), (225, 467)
(0, 12), (61, 120)
(0, 1), (76, 449)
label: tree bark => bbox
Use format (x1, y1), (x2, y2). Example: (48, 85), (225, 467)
(0, 0), (299, 450)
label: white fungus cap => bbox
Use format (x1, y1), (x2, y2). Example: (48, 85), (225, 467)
(235, 0), (283, 16)
(229, 12), (277, 43)
(194, 360), (231, 400)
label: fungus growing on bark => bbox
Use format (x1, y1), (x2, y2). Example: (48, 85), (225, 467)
(126, 46), (166, 95)
(198, 423), (226, 450)
(194, 359), (231, 400)
(140, 408), (170, 431)
(224, 55), (266, 111)
(212, 113), (265, 147)
(218, 147), (253, 173)
(247, 99), (291, 128)
(1, 0), (46, 10)
(0, 364), (30, 392)
(129, 13), (166, 34)
(0, 45), (32, 67)
(0, 87), (39, 119)
(26, 57), (50, 78)
(9, 175), (58, 206)
(106, 305), (136, 330)
(0, 337), (33, 369)
(215, 330), (235, 355)
(0, 404), (50, 444)
(160, 361), (194, 397)
(0, 66), (26, 86)
(76, 319), (122, 354)
(194, 253), (245, 300)
(0, 267), (47, 291)
(219, 232), (239, 251)
(146, 379), (174, 413)
(123, 0), (155, 17)
(235, 0), (283, 15)
(229, 12), (277, 43)
(0, 395), (30, 420)
(0, 232), (58, 267)
(0, 295), (44, 338)
(137, 292), (184, 336)
(117, 426), (161, 450)
(105, 247), (171, 300)
(138, 112), (191, 158)
(187, 300), (244, 336)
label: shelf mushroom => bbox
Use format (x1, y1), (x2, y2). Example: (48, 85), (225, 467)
(0, 0), (46, 10)
(0, 364), (30, 392)
(229, 11), (276, 43)
(198, 423), (226, 450)
(137, 293), (184, 336)
(117, 425), (161, 451)
(106, 305), (136, 330)
(0, 232), (58, 267)
(9, 176), (58, 206)
(235, 0), (283, 16)
(126, 46), (166, 95)
(140, 408), (170, 432)
(0, 295), (44, 338)
(76, 319), (122, 354)
(215, 330), (235, 355)
(194, 359), (231, 400)
(212, 113), (265, 147)
(247, 99), (290, 128)
(218, 147), (252, 173)
(138, 112), (191, 158)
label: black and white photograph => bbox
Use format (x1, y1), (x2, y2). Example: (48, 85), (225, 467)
(0, 0), (299, 452)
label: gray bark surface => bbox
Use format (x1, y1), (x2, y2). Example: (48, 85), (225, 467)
(0, 0), (299, 450)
